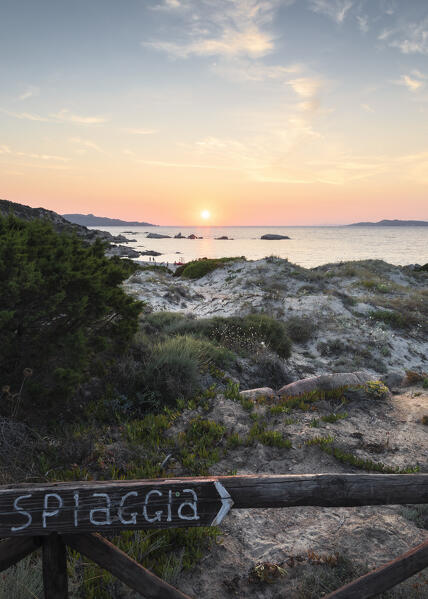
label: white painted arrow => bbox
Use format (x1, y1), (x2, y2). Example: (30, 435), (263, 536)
(210, 481), (234, 526)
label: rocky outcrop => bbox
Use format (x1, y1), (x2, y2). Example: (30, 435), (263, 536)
(278, 371), (375, 397)
(105, 245), (141, 258)
(0, 199), (131, 245)
(239, 387), (276, 400)
(261, 234), (290, 240)
(140, 250), (162, 256)
(215, 236), (231, 240)
(174, 232), (185, 239)
(147, 232), (171, 239)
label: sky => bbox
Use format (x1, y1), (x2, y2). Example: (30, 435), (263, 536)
(1, 0), (428, 225)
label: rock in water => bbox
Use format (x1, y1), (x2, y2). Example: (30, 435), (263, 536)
(147, 232), (171, 239)
(261, 234), (290, 240)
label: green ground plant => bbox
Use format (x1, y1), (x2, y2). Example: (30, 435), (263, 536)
(174, 257), (244, 279)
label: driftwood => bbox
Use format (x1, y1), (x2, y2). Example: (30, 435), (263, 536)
(64, 533), (192, 599)
(325, 538), (428, 599)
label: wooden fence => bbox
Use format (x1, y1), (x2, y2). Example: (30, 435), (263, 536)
(0, 473), (427, 598)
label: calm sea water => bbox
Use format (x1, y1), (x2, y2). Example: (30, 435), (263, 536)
(94, 226), (428, 269)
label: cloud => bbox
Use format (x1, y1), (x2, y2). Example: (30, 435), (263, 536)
(211, 60), (302, 82)
(288, 77), (322, 98)
(380, 18), (428, 55)
(0, 145), (70, 166)
(361, 103), (374, 113)
(18, 86), (40, 101)
(309, 0), (353, 24)
(69, 137), (104, 152)
(122, 127), (158, 135)
(393, 74), (424, 92)
(51, 109), (108, 124)
(144, 0), (282, 59)
(0, 108), (49, 121)
(356, 15), (368, 33)
(1, 107), (108, 125)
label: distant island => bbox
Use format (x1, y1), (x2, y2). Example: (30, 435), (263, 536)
(348, 219), (428, 227)
(63, 213), (157, 227)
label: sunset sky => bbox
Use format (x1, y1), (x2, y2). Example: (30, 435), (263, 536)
(1, 0), (428, 225)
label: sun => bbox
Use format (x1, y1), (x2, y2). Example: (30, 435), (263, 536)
(201, 209), (211, 220)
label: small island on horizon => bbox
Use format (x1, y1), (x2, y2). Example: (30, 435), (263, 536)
(347, 219), (428, 227)
(63, 213), (157, 227)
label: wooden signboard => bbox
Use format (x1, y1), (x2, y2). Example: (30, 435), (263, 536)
(0, 478), (233, 536)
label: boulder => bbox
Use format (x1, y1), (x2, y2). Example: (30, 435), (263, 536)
(278, 371), (375, 397)
(261, 234), (290, 240)
(381, 372), (405, 390)
(140, 250), (162, 256)
(215, 236), (230, 240)
(240, 387), (276, 401)
(105, 245), (141, 258)
(174, 232), (185, 238)
(147, 233), (171, 239)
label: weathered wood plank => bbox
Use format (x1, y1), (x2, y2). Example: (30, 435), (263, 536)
(42, 533), (68, 599)
(0, 474), (427, 535)
(324, 538), (428, 599)
(0, 479), (232, 536)
(0, 535), (41, 572)
(217, 473), (428, 508)
(64, 533), (193, 599)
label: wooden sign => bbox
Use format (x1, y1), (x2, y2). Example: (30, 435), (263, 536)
(0, 478), (233, 536)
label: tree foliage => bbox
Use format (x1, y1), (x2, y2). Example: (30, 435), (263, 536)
(0, 215), (141, 412)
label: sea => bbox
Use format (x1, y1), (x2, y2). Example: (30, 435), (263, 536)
(93, 226), (428, 269)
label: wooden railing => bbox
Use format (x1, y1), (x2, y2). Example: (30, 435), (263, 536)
(0, 473), (427, 598)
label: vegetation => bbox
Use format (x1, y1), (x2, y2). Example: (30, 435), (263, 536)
(0, 215), (141, 415)
(174, 257), (244, 279)
(286, 315), (315, 343)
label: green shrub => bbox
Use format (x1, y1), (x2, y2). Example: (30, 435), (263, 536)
(364, 380), (390, 400)
(0, 215), (141, 414)
(370, 309), (406, 329)
(141, 336), (230, 406)
(286, 316), (315, 343)
(169, 314), (291, 358)
(174, 257), (243, 279)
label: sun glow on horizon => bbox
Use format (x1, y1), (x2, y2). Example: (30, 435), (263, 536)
(201, 209), (211, 220)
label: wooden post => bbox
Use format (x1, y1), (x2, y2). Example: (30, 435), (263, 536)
(64, 533), (193, 599)
(324, 538), (428, 599)
(42, 533), (68, 599)
(0, 536), (41, 572)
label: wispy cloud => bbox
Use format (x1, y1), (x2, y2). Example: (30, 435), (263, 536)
(211, 60), (302, 82)
(144, 0), (282, 59)
(393, 74), (424, 92)
(356, 15), (368, 33)
(288, 77), (322, 98)
(380, 18), (428, 55)
(50, 109), (109, 124)
(308, 0), (353, 24)
(69, 137), (104, 152)
(0, 108), (49, 121)
(361, 103), (374, 113)
(122, 127), (158, 135)
(0, 145), (70, 166)
(18, 85), (40, 101)
(1, 107), (109, 125)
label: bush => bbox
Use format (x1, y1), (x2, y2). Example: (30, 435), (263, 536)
(174, 257), (243, 279)
(0, 215), (141, 414)
(364, 380), (390, 400)
(370, 309), (406, 329)
(167, 313), (292, 359)
(286, 316), (314, 343)
(111, 335), (233, 410)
